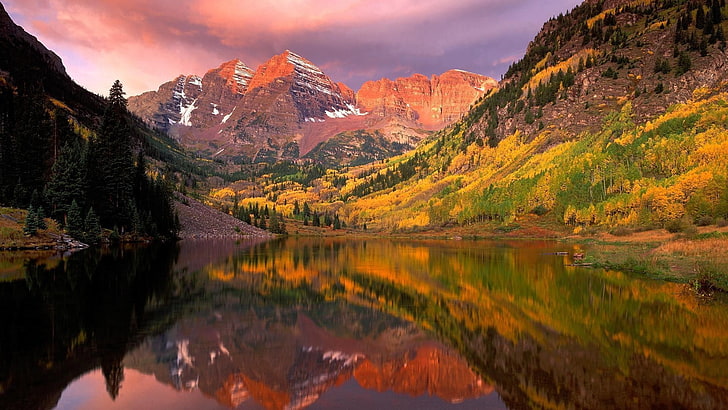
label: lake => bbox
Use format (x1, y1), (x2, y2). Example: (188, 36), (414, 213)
(1, 238), (727, 409)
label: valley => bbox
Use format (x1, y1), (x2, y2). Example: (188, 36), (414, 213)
(2, 1), (728, 291)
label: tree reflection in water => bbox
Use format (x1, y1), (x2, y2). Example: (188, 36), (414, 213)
(2, 238), (728, 410)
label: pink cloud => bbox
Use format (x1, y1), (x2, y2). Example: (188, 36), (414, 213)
(4, 0), (584, 96)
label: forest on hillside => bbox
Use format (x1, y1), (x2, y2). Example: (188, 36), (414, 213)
(0, 81), (178, 242)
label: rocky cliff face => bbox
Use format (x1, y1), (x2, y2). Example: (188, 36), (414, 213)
(128, 51), (494, 164)
(357, 70), (497, 128)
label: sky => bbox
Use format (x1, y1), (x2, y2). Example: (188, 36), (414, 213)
(5, 0), (583, 96)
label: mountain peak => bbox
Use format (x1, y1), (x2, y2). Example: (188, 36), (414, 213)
(212, 59), (254, 94)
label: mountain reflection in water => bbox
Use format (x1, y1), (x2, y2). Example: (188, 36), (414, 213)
(1, 237), (727, 409)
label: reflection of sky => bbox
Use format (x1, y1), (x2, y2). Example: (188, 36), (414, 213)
(4, 0), (581, 95)
(55, 369), (236, 410)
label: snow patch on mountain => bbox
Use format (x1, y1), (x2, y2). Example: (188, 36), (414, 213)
(222, 106), (236, 124)
(231, 60), (254, 94)
(180, 99), (198, 126)
(325, 103), (367, 119)
(188, 75), (202, 87)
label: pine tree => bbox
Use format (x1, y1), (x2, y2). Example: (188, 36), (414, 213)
(712, 0), (723, 23)
(23, 205), (38, 236)
(10, 92), (53, 205)
(677, 52), (693, 74)
(67, 199), (84, 239)
(84, 207), (102, 244)
(109, 80), (127, 108)
(303, 202), (311, 218)
(87, 82), (135, 229)
(45, 140), (86, 223)
(36, 206), (47, 230)
(697, 6), (706, 29)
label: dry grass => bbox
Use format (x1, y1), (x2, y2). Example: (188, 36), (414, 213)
(652, 238), (728, 259)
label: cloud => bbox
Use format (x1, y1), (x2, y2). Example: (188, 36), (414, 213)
(4, 0), (582, 95)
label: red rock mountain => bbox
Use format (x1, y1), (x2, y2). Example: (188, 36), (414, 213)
(357, 70), (497, 128)
(128, 51), (495, 164)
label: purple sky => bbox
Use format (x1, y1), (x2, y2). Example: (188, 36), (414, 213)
(5, 0), (583, 96)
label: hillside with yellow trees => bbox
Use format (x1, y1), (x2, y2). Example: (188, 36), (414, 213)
(204, 0), (728, 236)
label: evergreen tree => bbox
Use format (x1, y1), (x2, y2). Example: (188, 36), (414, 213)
(697, 6), (706, 29)
(84, 207), (102, 244)
(23, 206), (38, 236)
(712, 0), (723, 23)
(303, 202), (311, 218)
(36, 206), (47, 230)
(67, 200), (84, 239)
(109, 80), (127, 108)
(333, 215), (341, 230)
(87, 82), (135, 229)
(10, 91), (53, 205)
(677, 52), (693, 74)
(45, 140), (87, 223)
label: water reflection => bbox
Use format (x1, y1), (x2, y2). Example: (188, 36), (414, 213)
(1, 237), (727, 409)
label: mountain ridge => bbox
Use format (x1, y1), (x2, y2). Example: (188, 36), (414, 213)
(127, 51), (495, 164)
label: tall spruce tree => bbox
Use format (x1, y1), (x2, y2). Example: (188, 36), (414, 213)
(45, 140), (87, 224)
(84, 207), (102, 244)
(67, 199), (84, 239)
(87, 81), (135, 230)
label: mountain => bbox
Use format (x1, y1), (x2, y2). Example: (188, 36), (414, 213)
(357, 70), (497, 128)
(0, 3), (104, 123)
(337, 0), (728, 233)
(128, 52), (495, 164)
(466, 0), (728, 145)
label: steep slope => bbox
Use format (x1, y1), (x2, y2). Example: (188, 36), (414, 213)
(465, 0), (728, 146)
(129, 52), (495, 165)
(0, 3), (104, 123)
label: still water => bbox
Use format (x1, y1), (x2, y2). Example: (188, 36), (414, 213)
(1, 238), (727, 409)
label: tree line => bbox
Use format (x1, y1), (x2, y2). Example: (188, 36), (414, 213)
(0, 80), (178, 241)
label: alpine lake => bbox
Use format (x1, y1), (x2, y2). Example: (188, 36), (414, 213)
(1, 237), (727, 410)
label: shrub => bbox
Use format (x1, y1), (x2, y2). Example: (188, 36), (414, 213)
(531, 205), (550, 216)
(716, 217), (728, 228)
(609, 226), (633, 236)
(665, 218), (696, 234)
(665, 219), (684, 233)
(696, 215), (714, 226)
